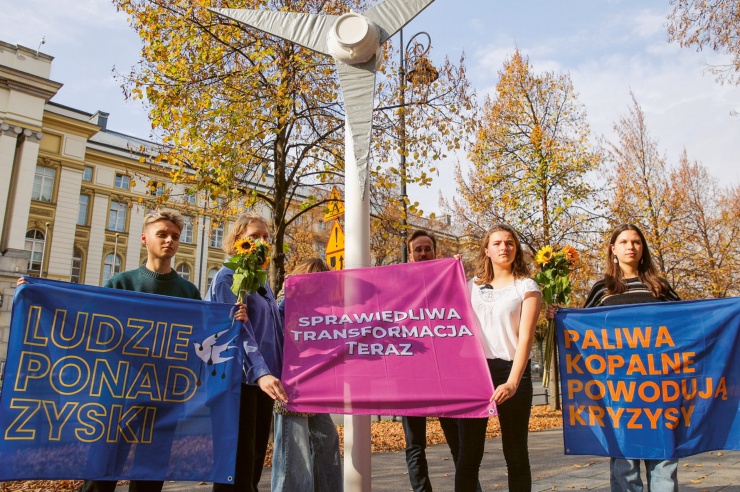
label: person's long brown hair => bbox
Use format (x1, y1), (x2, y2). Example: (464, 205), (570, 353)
(605, 224), (672, 297)
(474, 224), (530, 285)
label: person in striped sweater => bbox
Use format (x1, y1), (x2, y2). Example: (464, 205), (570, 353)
(548, 223), (680, 492)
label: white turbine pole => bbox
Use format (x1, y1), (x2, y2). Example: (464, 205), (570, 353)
(343, 118), (372, 490)
(208, 4), (438, 491)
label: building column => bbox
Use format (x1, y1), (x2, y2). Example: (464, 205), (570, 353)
(195, 215), (211, 292)
(84, 193), (109, 286)
(2, 129), (43, 253)
(0, 124), (23, 251)
(47, 166), (84, 280)
(126, 206), (145, 271)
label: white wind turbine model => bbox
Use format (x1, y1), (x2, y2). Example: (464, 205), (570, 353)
(209, 1), (437, 489)
(210, 0), (434, 197)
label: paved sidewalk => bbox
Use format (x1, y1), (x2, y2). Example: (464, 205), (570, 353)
(127, 428), (739, 491)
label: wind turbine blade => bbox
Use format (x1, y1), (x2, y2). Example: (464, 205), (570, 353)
(363, 0), (436, 43)
(209, 8), (336, 55)
(336, 59), (378, 197)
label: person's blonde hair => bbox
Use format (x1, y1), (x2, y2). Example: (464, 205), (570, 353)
(144, 209), (184, 232)
(289, 258), (330, 276)
(222, 212), (271, 255)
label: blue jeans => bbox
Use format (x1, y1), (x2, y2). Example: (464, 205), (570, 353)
(610, 458), (678, 492)
(271, 412), (342, 492)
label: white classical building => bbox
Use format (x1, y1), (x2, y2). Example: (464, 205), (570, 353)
(0, 41), (280, 377)
(0, 40), (459, 381)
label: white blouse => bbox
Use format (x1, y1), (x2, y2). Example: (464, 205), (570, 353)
(468, 277), (541, 361)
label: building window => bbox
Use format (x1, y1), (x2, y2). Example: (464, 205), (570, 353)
(32, 166), (56, 202)
(70, 248), (84, 283)
(82, 166), (94, 182)
(108, 201), (127, 232)
(102, 253), (121, 284)
(114, 174), (130, 190)
(25, 230), (45, 275)
(176, 263), (191, 281)
(210, 223), (224, 249)
(185, 192), (197, 205)
(207, 268), (218, 290)
(147, 180), (165, 196)
(182, 216), (194, 243)
(78, 195), (89, 226)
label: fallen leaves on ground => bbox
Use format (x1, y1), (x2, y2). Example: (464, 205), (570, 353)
(333, 405), (562, 456)
(0, 481), (84, 492)
(2, 406), (562, 491)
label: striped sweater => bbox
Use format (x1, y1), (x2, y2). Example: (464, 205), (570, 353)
(583, 277), (680, 307)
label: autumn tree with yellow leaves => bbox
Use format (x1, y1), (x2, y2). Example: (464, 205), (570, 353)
(668, 0), (740, 85)
(602, 93), (740, 299)
(369, 172), (405, 266)
(667, 153), (740, 298)
(450, 49), (601, 258)
(603, 93), (684, 285)
(113, 0), (473, 292)
(372, 47), (475, 241)
(448, 50), (601, 408)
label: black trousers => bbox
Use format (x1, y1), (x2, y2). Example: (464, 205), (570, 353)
(455, 359), (533, 492)
(402, 416), (461, 491)
(212, 383), (273, 492)
(78, 480), (162, 492)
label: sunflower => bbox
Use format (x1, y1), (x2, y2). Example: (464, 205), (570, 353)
(561, 245), (579, 265)
(261, 242), (272, 268)
(234, 237), (256, 255)
(534, 245), (554, 266)
(262, 242), (272, 256)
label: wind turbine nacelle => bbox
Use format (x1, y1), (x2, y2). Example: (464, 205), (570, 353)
(327, 12), (380, 65)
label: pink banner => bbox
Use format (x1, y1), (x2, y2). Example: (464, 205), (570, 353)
(282, 258), (495, 417)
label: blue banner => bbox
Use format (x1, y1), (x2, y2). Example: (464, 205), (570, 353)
(556, 297), (740, 459)
(0, 278), (243, 482)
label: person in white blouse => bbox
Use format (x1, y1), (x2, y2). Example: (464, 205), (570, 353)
(455, 224), (541, 492)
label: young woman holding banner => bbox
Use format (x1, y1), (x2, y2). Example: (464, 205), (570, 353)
(207, 212), (288, 492)
(456, 223), (541, 492)
(547, 223), (680, 491)
(272, 257), (343, 492)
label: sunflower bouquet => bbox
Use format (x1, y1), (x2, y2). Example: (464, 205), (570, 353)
(223, 237), (271, 303)
(533, 245), (579, 387)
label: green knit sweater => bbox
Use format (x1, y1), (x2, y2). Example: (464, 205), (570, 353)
(105, 265), (201, 300)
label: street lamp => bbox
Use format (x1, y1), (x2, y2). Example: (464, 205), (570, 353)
(399, 29), (438, 263)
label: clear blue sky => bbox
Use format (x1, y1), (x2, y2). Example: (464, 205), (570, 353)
(4, 0), (739, 214)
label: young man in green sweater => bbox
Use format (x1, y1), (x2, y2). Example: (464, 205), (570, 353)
(102, 209), (201, 299)
(19, 209), (244, 490)
(79, 209), (203, 492)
